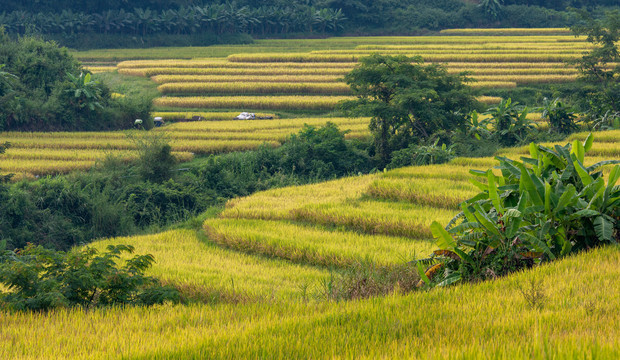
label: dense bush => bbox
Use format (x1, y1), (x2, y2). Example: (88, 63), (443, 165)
(0, 32), (151, 131)
(484, 98), (536, 146)
(188, 122), (373, 200)
(540, 97), (578, 134)
(420, 135), (619, 287)
(387, 140), (455, 170)
(277, 123), (371, 179)
(0, 243), (179, 311)
(448, 99), (558, 153)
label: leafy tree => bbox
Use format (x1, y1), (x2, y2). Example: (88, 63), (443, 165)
(0, 244), (179, 311)
(341, 54), (476, 167)
(569, 9), (620, 124)
(0, 32), (150, 131)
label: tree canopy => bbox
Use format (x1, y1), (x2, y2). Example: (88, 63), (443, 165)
(0, 31), (150, 131)
(568, 9), (620, 126)
(0, 0), (616, 49)
(340, 54), (477, 167)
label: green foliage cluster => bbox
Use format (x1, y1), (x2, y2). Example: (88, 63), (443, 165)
(387, 140), (455, 170)
(1, 1), (612, 48)
(503, 0), (618, 8)
(421, 135), (619, 287)
(478, 0), (504, 20)
(541, 97), (578, 134)
(341, 54), (477, 167)
(563, 10), (620, 130)
(481, 98), (536, 146)
(188, 122), (372, 199)
(2, 0), (616, 15)
(0, 123), (372, 251)
(0, 4), (348, 40)
(278, 123), (370, 179)
(0, 243), (179, 311)
(127, 133), (178, 184)
(338, 55), (583, 169)
(0, 32), (151, 131)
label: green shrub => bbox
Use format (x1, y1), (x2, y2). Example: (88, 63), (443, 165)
(387, 139), (455, 169)
(420, 134), (620, 287)
(0, 31), (152, 131)
(128, 132), (177, 183)
(540, 97), (578, 134)
(279, 122), (371, 179)
(484, 98), (536, 147)
(0, 244), (179, 311)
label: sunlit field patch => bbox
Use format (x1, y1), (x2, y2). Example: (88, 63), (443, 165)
(92, 229), (331, 300)
(204, 219), (435, 268)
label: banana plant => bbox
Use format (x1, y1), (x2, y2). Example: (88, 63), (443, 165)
(465, 110), (491, 140)
(0, 64), (17, 96)
(64, 72), (104, 111)
(479, 0), (504, 20)
(424, 134), (619, 287)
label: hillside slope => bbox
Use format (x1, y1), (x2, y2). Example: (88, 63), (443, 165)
(2, 243), (618, 359)
(2, 130), (619, 359)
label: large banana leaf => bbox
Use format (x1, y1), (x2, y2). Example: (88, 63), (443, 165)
(431, 221), (457, 250)
(594, 215), (614, 242)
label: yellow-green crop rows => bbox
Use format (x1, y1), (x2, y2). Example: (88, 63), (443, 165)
(204, 218), (436, 268)
(157, 82), (352, 95)
(98, 33), (594, 113)
(0, 117), (370, 177)
(439, 27), (573, 35)
(2, 244), (619, 359)
(211, 129), (620, 266)
(91, 229), (331, 300)
(3, 130), (620, 359)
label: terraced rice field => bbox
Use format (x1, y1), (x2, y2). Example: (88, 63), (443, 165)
(4, 130), (620, 359)
(6, 33), (604, 180)
(4, 30), (618, 359)
(209, 129), (620, 268)
(0, 117), (370, 178)
(81, 34), (596, 113)
(92, 229), (331, 300)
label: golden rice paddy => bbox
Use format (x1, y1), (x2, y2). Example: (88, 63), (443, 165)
(4, 33), (620, 359)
